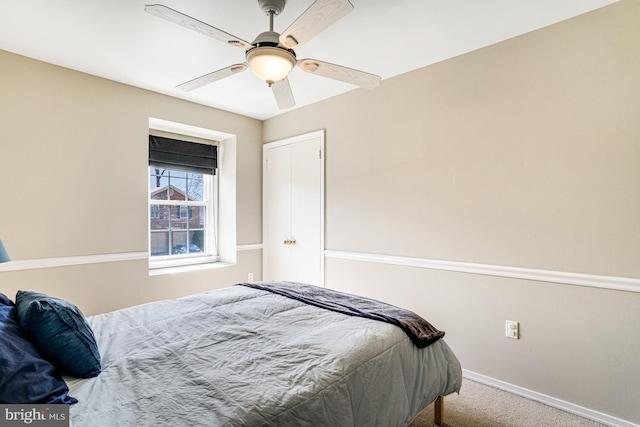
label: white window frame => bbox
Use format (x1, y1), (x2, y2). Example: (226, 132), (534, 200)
(148, 168), (218, 269)
(148, 117), (237, 275)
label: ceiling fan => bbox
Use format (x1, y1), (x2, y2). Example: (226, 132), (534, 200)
(145, 0), (381, 109)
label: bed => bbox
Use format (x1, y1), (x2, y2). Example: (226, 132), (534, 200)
(64, 282), (462, 426)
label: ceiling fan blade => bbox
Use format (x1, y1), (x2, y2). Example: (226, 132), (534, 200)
(271, 78), (296, 109)
(176, 63), (248, 92)
(297, 59), (380, 89)
(279, 0), (354, 49)
(145, 4), (253, 50)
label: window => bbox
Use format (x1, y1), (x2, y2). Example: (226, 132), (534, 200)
(149, 135), (218, 267)
(150, 205), (162, 219)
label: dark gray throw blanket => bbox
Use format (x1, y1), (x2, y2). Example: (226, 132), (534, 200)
(238, 281), (444, 348)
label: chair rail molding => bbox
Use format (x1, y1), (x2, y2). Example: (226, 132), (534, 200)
(324, 250), (640, 293)
(0, 252), (149, 272)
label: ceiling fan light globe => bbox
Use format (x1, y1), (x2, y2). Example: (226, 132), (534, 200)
(247, 47), (295, 85)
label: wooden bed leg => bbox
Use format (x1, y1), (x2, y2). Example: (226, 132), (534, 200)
(434, 396), (444, 426)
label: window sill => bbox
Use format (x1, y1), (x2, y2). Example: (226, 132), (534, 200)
(149, 261), (233, 276)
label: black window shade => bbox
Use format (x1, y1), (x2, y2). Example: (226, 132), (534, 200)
(149, 135), (217, 175)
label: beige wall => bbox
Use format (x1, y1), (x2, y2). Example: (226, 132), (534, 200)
(0, 0), (638, 423)
(264, 1), (640, 424)
(0, 49), (263, 315)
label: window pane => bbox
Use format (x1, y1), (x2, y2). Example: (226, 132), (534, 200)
(150, 205), (170, 229)
(150, 205), (160, 219)
(190, 206), (205, 229)
(190, 230), (205, 253)
(150, 168), (169, 200)
(172, 206), (188, 229)
(169, 176), (187, 201)
(171, 231), (188, 254)
(186, 173), (204, 202)
(150, 231), (169, 256)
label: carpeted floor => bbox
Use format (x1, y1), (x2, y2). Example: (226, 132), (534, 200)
(408, 379), (606, 427)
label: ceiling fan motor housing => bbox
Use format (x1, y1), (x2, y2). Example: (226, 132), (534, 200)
(258, 0), (286, 15)
(252, 31), (282, 47)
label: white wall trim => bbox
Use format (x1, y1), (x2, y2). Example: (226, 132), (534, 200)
(462, 369), (639, 427)
(0, 252), (148, 272)
(148, 117), (234, 141)
(0, 245), (264, 273)
(324, 250), (640, 293)
(237, 243), (263, 252)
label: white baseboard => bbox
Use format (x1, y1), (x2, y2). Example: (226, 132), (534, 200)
(462, 370), (639, 427)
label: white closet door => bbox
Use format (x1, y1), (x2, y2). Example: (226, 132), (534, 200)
(263, 130), (324, 286)
(264, 143), (293, 282)
(290, 137), (322, 286)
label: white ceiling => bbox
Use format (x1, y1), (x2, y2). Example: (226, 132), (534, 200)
(0, 0), (618, 120)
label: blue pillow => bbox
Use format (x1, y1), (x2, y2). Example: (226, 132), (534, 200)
(0, 293), (77, 404)
(0, 293), (12, 306)
(15, 291), (101, 378)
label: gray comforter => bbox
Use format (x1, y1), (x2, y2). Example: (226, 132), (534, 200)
(67, 285), (462, 426)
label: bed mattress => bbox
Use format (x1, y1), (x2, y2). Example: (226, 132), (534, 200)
(66, 285), (461, 426)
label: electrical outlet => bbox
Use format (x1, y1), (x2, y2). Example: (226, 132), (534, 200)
(247, 273), (254, 282)
(505, 320), (519, 339)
